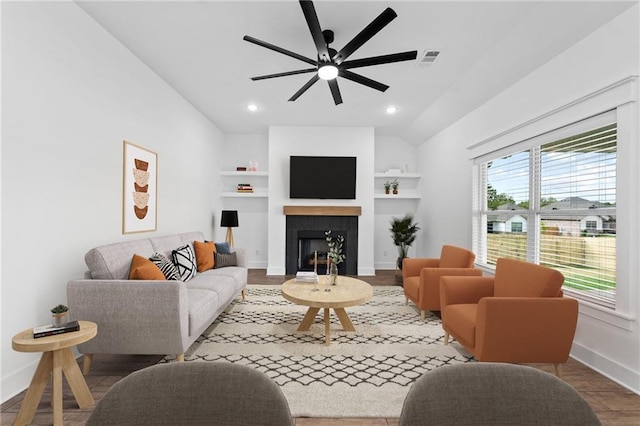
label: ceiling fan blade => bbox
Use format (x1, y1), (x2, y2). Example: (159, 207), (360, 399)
(342, 51), (418, 69)
(328, 79), (343, 105)
(251, 68), (317, 81)
(299, 0), (331, 62)
(340, 70), (389, 92)
(332, 7), (397, 65)
(288, 74), (320, 101)
(243, 35), (318, 66)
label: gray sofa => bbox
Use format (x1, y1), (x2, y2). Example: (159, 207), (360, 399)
(67, 231), (247, 372)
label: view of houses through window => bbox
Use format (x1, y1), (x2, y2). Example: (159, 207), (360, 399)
(475, 115), (617, 307)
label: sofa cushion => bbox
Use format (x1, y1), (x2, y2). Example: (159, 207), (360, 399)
(214, 252), (237, 268)
(186, 289), (220, 336)
(172, 245), (197, 282)
(149, 253), (180, 280)
(86, 239), (155, 279)
(129, 254), (165, 280)
(214, 242), (232, 254)
(150, 235), (185, 260)
(194, 241), (216, 272)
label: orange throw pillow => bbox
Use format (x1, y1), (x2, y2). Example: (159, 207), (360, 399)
(129, 254), (165, 280)
(194, 240), (216, 272)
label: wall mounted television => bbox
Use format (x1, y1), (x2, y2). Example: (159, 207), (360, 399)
(290, 156), (357, 199)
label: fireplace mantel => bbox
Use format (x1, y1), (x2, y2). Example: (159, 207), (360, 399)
(283, 206), (362, 216)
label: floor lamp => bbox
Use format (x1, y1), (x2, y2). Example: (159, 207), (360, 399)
(220, 210), (239, 248)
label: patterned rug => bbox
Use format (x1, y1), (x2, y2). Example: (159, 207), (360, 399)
(164, 285), (473, 418)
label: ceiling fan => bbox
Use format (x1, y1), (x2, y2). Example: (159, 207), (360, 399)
(243, 0), (417, 105)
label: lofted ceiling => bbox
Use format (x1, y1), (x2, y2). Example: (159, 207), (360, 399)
(76, 1), (635, 145)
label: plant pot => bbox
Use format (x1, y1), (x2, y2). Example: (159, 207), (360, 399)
(52, 312), (70, 326)
(397, 256), (405, 270)
(393, 189), (398, 195)
(385, 189), (390, 195)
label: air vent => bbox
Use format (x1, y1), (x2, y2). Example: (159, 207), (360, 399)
(417, 50), (440, 67)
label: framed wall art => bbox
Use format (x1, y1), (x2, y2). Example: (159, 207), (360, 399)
(122, 140), (157, 234)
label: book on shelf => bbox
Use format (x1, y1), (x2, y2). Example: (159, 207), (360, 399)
(236, 189), (254, 193)
(33, 320), (80, 338)
(295, 271), (319, 283)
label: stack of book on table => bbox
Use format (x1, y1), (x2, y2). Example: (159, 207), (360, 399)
(236, 183), (253, 193)
(295, 271), (319, 283)
(33, 320), (80, 338)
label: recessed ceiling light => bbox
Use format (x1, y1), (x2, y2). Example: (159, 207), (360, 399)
(247, 103), (259, 112)
(386, 106), (398, 114)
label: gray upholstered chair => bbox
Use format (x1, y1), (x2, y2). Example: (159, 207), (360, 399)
(86, 362), (293, 426)
(399, 363), (601, 426)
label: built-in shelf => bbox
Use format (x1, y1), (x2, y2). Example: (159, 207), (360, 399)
(221, 191), (268, 198)
(374, 193), (422, 199)
(374, 172), (421, 179)
(220, 171), (268, 177)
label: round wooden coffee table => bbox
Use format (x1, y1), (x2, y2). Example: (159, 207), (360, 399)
(282, 276), (373, 346)
(12, 320), (97, 426)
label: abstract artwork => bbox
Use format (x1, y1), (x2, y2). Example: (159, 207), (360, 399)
(122, 140), (157, 234)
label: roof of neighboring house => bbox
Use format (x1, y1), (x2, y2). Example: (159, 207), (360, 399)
(541, 196), (602, 210)
(487, 203), (527, 222)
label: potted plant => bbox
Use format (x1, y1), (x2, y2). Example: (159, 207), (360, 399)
(384, 181), (391, 195)
(51, 304), (70, 326)
(390, 214), (420, 270)
(391, 179), (399, 194)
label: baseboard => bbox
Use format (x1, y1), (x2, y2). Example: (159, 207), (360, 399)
(266, 266), (286, 275)
(357, 267), (376, 276)
(1, 357), (39, 404)
(247, 260), (267, 269)
(571, 341), (640, 395)
(375, 262), (398, 270)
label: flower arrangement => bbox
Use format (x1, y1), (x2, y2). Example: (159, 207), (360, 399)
(391, 179), (399, 193)
(384, 181), (391, 194)
(325, 230), (345, 265)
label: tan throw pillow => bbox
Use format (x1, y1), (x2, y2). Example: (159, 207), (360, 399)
(129, 254), (165, 280)
(194, 240), (216, 272)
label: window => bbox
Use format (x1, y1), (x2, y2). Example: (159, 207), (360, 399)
(474, 113), (617, 307)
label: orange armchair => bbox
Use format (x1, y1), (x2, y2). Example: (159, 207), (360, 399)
(440, 258), (579, 376)
(402, 245), (482, 319)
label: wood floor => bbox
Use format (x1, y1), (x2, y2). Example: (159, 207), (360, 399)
(2, 270), (639, 425)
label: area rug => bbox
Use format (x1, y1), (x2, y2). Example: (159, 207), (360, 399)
(164, 285), (473, 418)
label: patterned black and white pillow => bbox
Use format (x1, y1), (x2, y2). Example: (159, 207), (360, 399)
(171, 245), (197, 282)
(214, 252), (238, 269)
(148, 253), (180, 280)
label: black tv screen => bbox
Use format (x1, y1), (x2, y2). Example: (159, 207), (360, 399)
(290, 156), (357, 199)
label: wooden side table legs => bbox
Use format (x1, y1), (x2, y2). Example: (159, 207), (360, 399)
(13, 348), (95, 426)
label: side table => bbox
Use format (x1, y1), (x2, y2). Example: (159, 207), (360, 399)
(11, 320), (97, 426)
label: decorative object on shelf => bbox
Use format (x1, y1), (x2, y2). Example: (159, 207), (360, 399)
(390, 214), (420, 270)
(325, 230), (345, 285)
(122, 140), (157, 234)
(236, 183), (254, 193)
(220, 210), (239, 247)
(384, 181), (391, 195)
(50, 304), (70, 326)
(248, 160), (259, 171)
(391, 179), (399, 194)
(236, 166), (247, 171)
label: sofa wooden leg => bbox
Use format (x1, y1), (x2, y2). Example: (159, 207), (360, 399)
(420, 310), (425, 320)
(241, 289), (246, 300)
(176, 354), (184, 362)
(554, 363), (562, 377)
(82, 354), (93, 375)
(444, 332), (449, 345)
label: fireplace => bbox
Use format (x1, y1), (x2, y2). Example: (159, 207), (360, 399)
(285, 214), (358, 275)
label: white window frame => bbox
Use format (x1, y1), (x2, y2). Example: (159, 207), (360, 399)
(468, 76), (637, 327)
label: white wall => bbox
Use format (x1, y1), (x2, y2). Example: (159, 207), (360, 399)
(374, 136), (422, 268)
(1, 2), (224, 401)
(218, 134), (269, 267)
(417, 6), (639, 392)
(267, 126), (375, 275)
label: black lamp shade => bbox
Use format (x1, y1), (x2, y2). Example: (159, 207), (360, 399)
(220, 210), (239, 228)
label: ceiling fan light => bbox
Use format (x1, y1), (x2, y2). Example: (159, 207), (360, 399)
(318, 64), (339, 80)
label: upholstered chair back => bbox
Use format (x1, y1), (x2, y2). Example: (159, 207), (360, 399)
(494, 258), (565, 298)
(439, 245), (476, 268)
